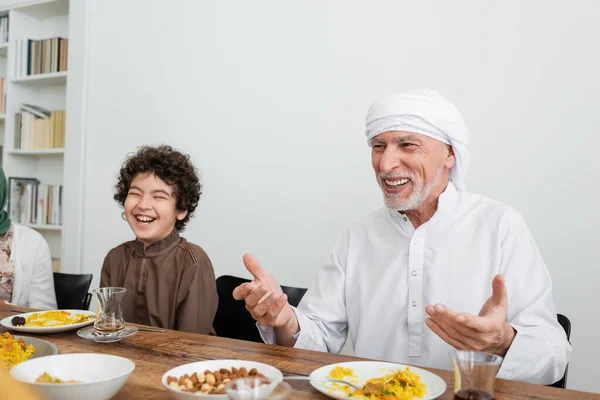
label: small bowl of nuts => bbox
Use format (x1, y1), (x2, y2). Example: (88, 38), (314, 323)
(161, 360), (283, 399)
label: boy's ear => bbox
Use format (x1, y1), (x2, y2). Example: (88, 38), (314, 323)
(176, 209), (188, 221)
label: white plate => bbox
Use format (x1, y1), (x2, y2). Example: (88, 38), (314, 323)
(161, 359), (283, 400)
(1, 310), (95, 333)
(309, 361), (446, 400)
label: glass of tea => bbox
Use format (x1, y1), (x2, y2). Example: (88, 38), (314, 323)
(450, 350), (503, 400)
(92, 287), (126, 335)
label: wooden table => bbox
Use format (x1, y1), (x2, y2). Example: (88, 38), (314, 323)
(1, 305), (597, 399)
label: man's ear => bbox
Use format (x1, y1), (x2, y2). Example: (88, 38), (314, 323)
(445, 145), (456, 169)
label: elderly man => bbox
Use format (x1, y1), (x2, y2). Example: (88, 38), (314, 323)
(233, 89), (570, 384)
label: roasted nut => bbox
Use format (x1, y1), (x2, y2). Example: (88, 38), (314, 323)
(190, 373), (199, 385)
(201, 383), (212, 393)
(223, 378), (230, 384)
(239, 367), (248, 377)
(167, 376), (177, 385)
(183, 378), (193, 389)
(206, 373), (216, 385)
(216, 384), (225, 391)
(214, 371), (222, 382)
(231, 367), (239, 374)
(249, 368), (258, 376)
(197, 373), (206, 384)
(168, 381), (179, 390)
(204, 369), (212, 376)
(220, 368), (231, 375)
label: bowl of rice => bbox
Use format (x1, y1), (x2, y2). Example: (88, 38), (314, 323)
(0, 332), (59, 368)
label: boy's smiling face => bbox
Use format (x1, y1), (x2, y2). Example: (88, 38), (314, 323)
(124, 172), (188, 246)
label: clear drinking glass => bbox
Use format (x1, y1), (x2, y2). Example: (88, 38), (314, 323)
(450, 350), (503, 400)
(225, 377), (291, 400)
(92, 287), (126, 334)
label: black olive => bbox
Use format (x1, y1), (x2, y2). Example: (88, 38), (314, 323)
(11, 316), (26, 326)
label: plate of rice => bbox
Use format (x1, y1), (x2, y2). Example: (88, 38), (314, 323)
(0, 310), (95, 333)
(0, 332), (58, 368)
(309, 361), (446, 400)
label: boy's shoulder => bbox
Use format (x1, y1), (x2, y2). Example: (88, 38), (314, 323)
(176, 238), (211, 266)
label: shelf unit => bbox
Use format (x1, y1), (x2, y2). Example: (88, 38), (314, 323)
(11, 71), (67, 85)
(0, 0), (71, 271)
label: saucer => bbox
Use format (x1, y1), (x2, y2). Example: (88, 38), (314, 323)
(77, 325), (139, 343)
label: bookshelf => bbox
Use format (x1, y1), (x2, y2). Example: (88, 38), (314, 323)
(0, 0), (71, 271)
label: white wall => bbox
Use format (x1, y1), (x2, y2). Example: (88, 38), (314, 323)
(73, 0), (599, 392)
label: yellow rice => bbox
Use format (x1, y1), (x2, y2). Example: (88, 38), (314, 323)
(328, 366), (427, 400)
(24, 311), (94, 327)
(0, 332), (35, 368)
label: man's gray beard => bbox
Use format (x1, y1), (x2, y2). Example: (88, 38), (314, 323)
(382, 167), (443, 211)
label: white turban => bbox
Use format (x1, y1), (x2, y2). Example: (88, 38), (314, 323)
(365, 89), (470, 191)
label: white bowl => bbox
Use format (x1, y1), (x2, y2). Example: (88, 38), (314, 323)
(10, 353), (135, 400)
(162, 359), (283, 399)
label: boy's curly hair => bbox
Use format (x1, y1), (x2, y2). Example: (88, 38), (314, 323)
(114, 145), (202, 231)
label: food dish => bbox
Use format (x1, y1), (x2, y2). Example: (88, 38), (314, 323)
(0, 332), (34, 368)
(0, 333), (58, 368)
(10, 353), (135, 400)
(162, 359), (283, 399)
(0, 310), (95, 333)
(166, 365), (271, 395)
(309, 361), (446, 400)
(35, 372), (82, 384)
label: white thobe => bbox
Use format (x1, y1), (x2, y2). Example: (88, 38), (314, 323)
(259, 182), (570, 385)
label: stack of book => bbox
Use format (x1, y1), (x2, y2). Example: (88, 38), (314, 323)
(13, 36), (68, 78)
(0, 16), (8, 44)
(7, 177), (63, 226)
(14, 104), (66, 149)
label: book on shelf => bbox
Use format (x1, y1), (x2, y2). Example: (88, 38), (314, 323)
(7, 177), (63, 226)
(0, 78), (5, 114)
(14, 104), (66, 149)
(0, 16), (8, 44)
(13, 37), (68, 78)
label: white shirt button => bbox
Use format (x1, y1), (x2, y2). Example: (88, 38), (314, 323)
(411, 270), (417, 276)
(403, 217), (408, 222)
(411, 301), (417, 307)
(413, 239), (420, 245)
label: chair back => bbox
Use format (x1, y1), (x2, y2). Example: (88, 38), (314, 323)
(550, 313), (571, 388)
(53, 272), (93, 310)
(213, 275), (307, 342)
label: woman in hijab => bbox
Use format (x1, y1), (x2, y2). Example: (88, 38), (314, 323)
(0, 166), (56, 309)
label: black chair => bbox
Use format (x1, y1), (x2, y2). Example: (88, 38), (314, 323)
(549, 313), (571, 388)
(53, 272), (93, 310)
(213, 275), (308, 342)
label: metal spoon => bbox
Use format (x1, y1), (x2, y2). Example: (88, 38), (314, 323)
(282, 376), (360, 390)
(137, 326), (166, 333)
(283, 375), (394, 391)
